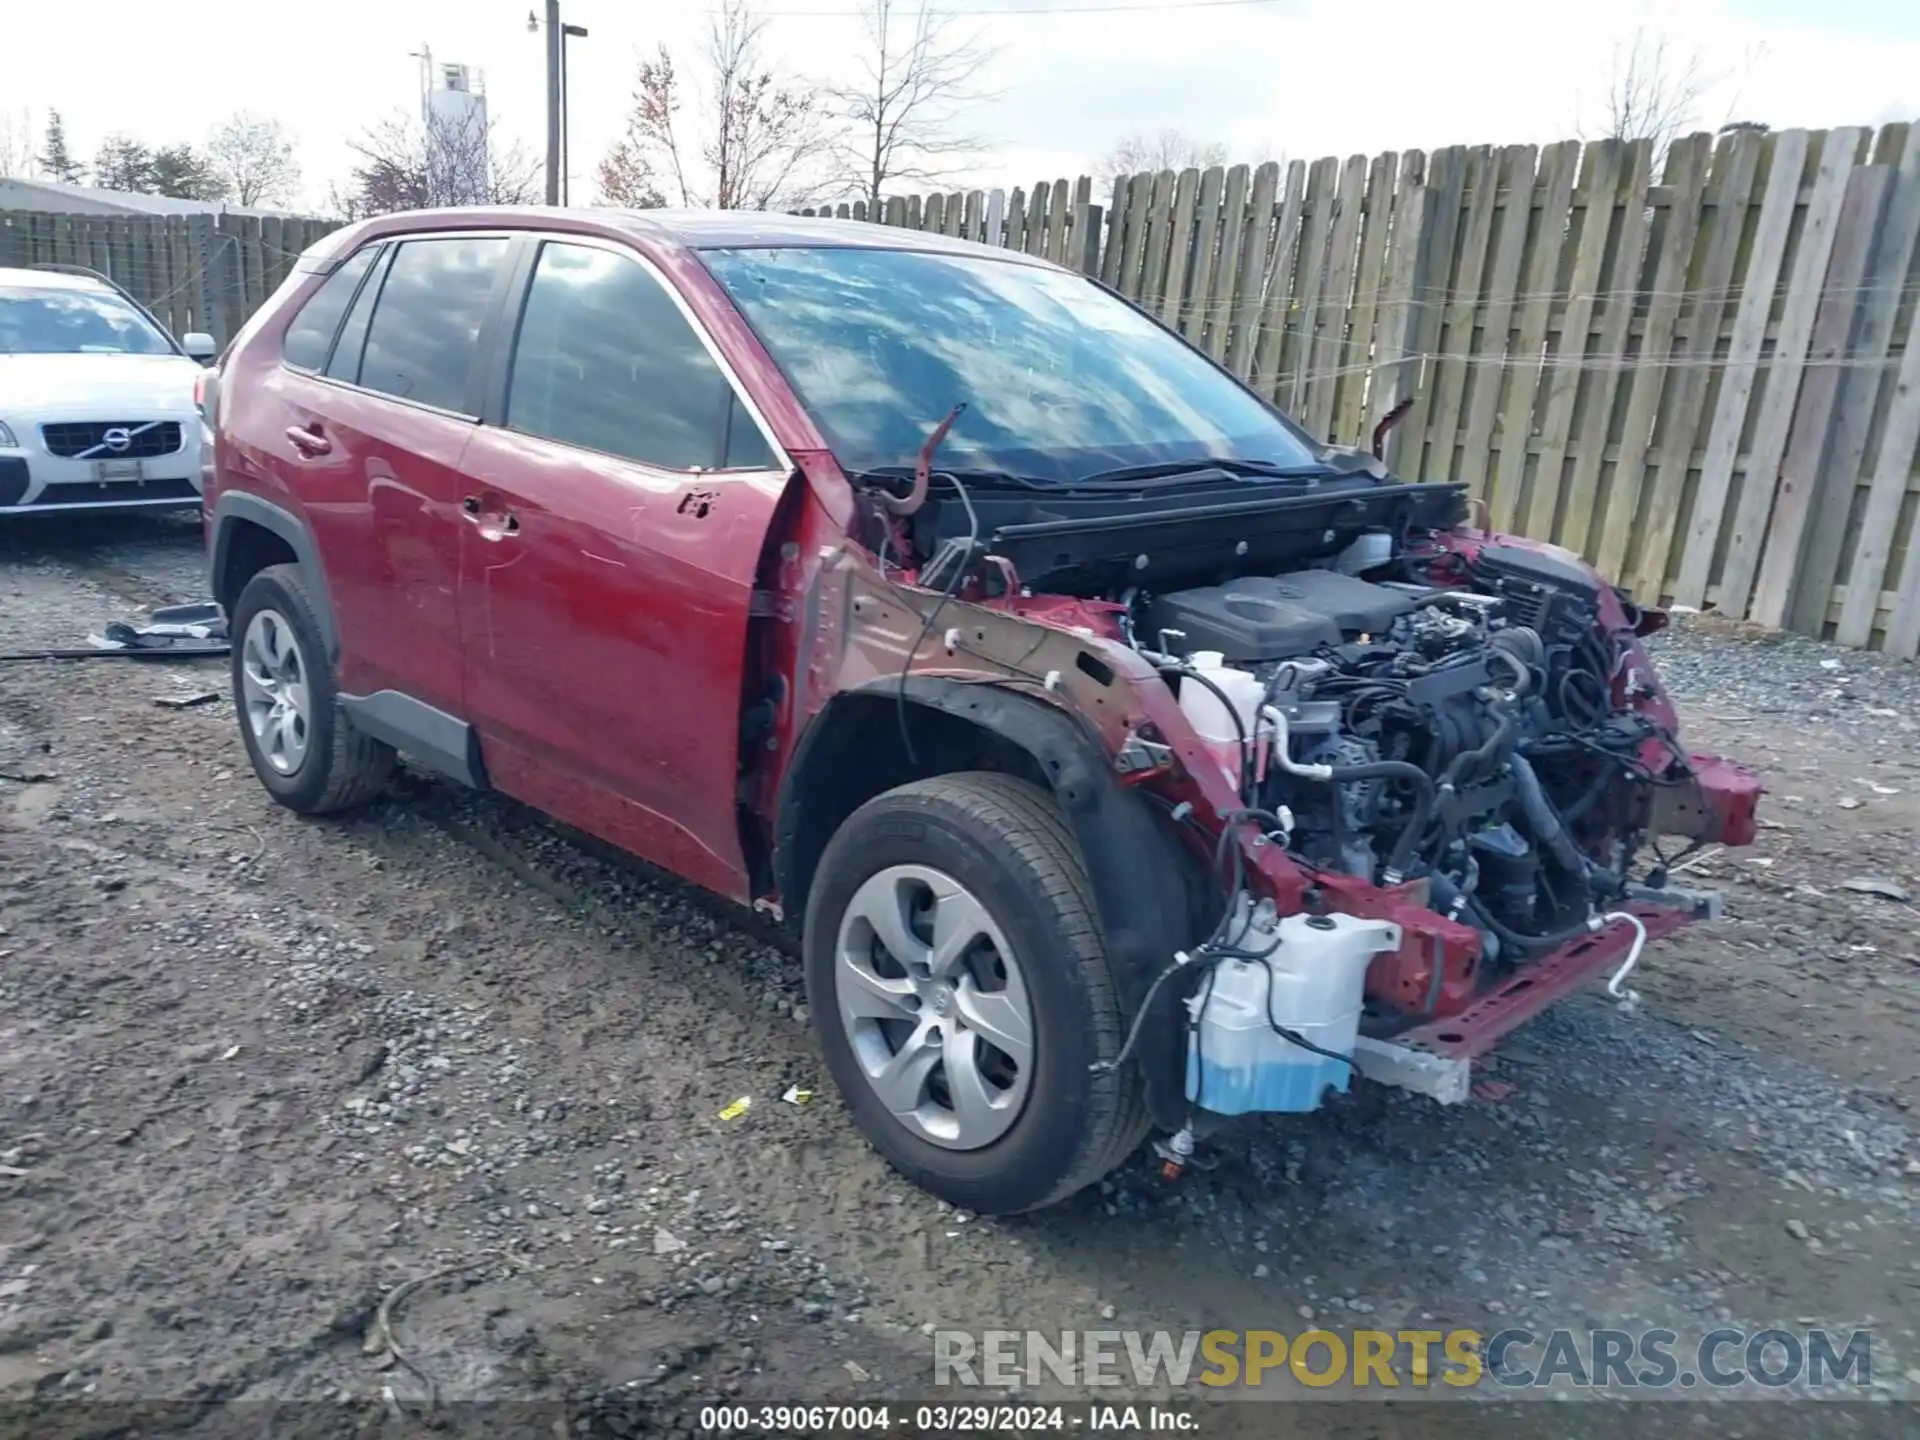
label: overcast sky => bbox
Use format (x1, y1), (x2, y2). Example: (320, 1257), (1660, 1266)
(6, 0), (1918, 211)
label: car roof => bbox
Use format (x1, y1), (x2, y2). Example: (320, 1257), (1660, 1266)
(0, 266), (115, 292)
(319, 207), (1064, 271)
(600, 209), (1057, 259)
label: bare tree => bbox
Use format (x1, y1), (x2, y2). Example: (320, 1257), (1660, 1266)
(1598, 28), (1707, 155)
(334, 109), (539, 219)
(0, 109), (38, 179)
(206, 112), (301, 207)
(1097, 129), (1229, 187)
(596, 122), (666, 208)
(598, 0), (831, 211)
(828, 0), (995, 209)
(601, 48), (694, 206)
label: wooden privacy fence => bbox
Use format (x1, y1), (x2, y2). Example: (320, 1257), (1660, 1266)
(805, 123), (1920, 657)
(0, 209), (340, 355)
(4, 122), (1917, 656)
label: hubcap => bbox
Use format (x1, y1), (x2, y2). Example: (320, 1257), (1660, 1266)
(240, 608), (311, 776)
(833, 864), (1035, 1150)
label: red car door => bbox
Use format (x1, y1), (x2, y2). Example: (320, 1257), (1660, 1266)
(454, 238), (789, 901)
(270, 234), (516, 713)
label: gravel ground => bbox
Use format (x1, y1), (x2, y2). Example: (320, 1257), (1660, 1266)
(1650, 613), (1920, 755)
(1, 515), (1917, 1437)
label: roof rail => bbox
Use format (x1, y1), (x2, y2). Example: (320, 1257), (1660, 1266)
(26, 261), (186, 356)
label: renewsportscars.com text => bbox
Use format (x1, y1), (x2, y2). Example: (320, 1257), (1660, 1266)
(932, 1327), (1874, 1392)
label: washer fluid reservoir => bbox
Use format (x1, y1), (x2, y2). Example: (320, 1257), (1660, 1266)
(1185, 901), (1402, 1115)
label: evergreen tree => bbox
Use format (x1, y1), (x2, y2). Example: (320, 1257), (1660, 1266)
(92, 134), (153, 192)
(147, 144), (227, 201)
(37, 110), (83, 183)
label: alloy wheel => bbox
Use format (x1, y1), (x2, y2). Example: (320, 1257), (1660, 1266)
(832, 863), (1035, 1150)
(240, 608), (311, 775)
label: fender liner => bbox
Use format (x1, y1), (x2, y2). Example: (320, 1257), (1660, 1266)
(777, 679), (1208, 1130)
(208, 492), (338, 660)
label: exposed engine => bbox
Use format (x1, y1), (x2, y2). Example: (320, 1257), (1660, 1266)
(850, 459), (1753, 1142)
(1129, 534), (1688, 966)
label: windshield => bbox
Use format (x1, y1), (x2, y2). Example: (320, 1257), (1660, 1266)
(0, 286), (175, 356)
(701, 246), (1322, 485)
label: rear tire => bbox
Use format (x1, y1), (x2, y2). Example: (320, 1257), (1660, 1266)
(803, 772), (1149, 1214)
(230, 563), (394, 814)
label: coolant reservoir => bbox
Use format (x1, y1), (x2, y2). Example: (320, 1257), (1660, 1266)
(1178, 651), (1265, 780)
(1185, 905), (1403, 1116)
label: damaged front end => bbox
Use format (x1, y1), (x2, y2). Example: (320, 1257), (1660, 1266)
(773, 459), (1759, 1143)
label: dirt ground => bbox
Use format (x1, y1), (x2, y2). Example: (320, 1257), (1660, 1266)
(1, 514), (1917, 1437)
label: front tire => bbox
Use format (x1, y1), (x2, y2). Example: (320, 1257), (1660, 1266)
(803, 772), (1148, 1214)
(229, 563), (394, 814)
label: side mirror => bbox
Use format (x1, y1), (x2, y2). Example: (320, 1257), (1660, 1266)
(183, 332), (217, 363)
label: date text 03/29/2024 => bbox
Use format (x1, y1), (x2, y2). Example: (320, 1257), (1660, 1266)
(695, 1404), (1193, 1433)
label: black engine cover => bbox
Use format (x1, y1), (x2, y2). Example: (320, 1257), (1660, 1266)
(1152, 570), (1417, 663)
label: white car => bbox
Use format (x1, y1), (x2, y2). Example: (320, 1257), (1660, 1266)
(0, 265), (217, 515)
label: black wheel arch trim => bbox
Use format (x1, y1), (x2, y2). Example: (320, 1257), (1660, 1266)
(209, 492), (339, 660)
(776, 678), (1209, 1130)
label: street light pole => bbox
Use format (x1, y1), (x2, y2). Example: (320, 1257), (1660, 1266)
(561, 22), (587, 206)
(543, 0), (562, 205)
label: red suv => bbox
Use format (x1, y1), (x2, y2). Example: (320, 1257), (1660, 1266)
(204, 209), (1759, 1213)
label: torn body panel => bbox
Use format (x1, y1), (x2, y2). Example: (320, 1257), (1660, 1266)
(754, 492), (1756, 1125)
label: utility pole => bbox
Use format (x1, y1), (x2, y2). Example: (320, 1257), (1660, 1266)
(560, 20), (588, 205)
(543, 0), (562, 205)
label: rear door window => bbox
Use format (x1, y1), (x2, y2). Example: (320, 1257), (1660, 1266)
(505, 241), (774, 471)
(358, 237), (511, 414)
(281, 246), (378, 372)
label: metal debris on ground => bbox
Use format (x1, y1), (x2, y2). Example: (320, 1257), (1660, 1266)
(153, 691), (222, 709)
(1671, 845), (1721, 873)
(1840, 876), (1913, 903)
(90, 601), (228, 653)
(360, 1252), (497, 1414)
(781, 1085), (812, 1105)
(718, 1096), (752, 1121)
(1, 601), (230, 663)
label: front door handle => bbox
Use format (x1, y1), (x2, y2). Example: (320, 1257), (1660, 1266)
(463, 494), (520, 541)
(284, 423), (331, 457)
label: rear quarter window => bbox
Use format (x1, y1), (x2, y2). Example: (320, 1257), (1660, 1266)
(281, 246), (379, 372)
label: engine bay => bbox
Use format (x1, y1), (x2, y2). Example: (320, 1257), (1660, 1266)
(869, 464), (1716, 985)
(834, 460), (1757, 1136)
(896, 469), (1698, 978)
(1128, 531), (1691, 968)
